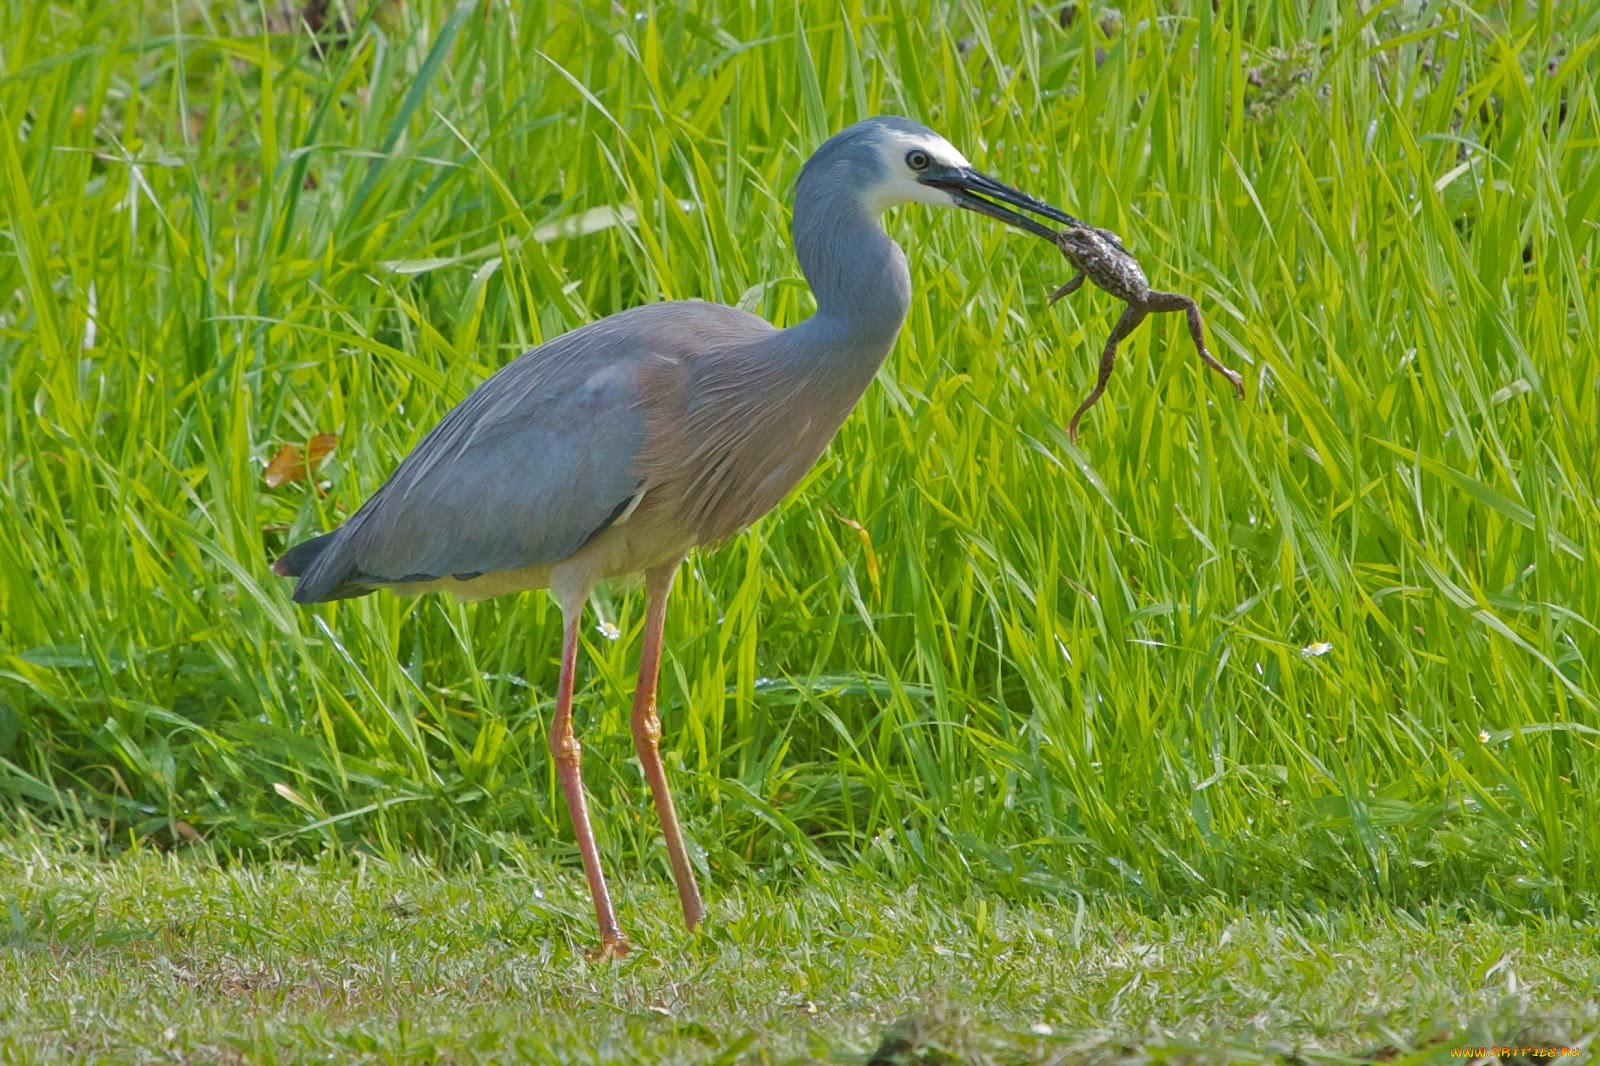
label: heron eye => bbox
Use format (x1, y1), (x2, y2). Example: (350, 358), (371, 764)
(905, 149), (931, 172)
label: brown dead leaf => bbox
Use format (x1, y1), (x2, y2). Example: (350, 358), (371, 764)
(172, 820), (205, 844)
(265, 433), (337, 488)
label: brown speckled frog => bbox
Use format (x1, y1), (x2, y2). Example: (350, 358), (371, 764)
(1049, 226), (1245, 440)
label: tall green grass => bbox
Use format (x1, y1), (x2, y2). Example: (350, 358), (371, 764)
(2, 0), (1596, 914)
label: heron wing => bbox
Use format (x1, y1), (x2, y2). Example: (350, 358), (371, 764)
(292, 302), (771, 602)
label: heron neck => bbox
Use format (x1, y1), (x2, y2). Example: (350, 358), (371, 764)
(785, 198), (911, 376)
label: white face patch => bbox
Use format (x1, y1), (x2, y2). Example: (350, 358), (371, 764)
(861, 129), (974, 215)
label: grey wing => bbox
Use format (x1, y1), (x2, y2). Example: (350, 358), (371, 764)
(292, 316), (657, 603)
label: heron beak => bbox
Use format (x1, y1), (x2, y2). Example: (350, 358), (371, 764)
(921, 166), (1083, 239)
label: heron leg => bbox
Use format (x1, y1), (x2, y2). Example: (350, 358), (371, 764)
(550, 606), (629, 959)
(631, 563), (706, 931)
(1146, 290), (1245, 398)
(1048, 271), (1087, 305)
(1068, 305), (1147, 441)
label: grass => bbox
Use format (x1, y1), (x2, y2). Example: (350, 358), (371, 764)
(2, 0), (1599, 1056)
(3, 827), (1598, 1064)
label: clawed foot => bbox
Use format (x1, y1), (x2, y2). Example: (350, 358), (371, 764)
(585, 935), (632, 962)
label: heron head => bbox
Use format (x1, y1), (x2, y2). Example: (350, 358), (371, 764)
(808, 116), (1082, 238)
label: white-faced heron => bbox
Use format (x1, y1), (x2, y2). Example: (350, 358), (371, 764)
(274, 116), (1079, 957)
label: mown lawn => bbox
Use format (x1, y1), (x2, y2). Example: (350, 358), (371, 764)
(3, 0), (1599, 1060)
(3, 831), (1597, 1064)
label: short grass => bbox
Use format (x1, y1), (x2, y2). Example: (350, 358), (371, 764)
(3, 0), (1600, 1056)
(4, 828), (1598, 1064)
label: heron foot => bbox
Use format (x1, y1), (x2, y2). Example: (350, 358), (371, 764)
(585, 934), (632, 962)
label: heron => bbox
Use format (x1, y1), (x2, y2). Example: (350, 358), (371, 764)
(273, 116), (1079, 958)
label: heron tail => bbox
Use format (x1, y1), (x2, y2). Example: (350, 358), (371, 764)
(272, 531), (337, 579)
(271, 531), (371, 602)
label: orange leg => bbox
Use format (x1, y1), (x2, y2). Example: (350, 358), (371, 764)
(631, 564), (706, 930)
(549, 608), (629, 959)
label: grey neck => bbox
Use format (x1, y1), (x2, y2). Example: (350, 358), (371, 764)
(783, 181), (912, 383)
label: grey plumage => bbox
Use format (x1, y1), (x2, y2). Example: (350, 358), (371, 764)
(283, 122), (928, 604)
(272, 116), (1077, 954)
(287, 302), (768, 602)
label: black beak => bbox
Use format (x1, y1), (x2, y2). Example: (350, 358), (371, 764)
(920, 166), (1083, 238)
